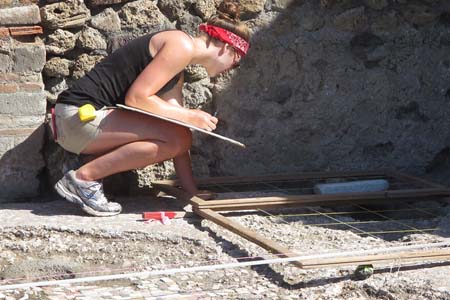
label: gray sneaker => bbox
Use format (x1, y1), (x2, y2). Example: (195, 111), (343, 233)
(55, 170), (122, 217)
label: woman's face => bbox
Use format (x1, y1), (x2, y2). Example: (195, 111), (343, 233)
(207, 44), (241, 77)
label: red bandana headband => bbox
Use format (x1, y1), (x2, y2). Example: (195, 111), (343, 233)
(199, 24), (250, 57)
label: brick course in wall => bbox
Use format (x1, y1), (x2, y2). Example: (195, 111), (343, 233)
(0, 26), (43, 38)
(0, 82), (43, 93)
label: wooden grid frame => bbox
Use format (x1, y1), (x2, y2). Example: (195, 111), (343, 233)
(153, 170), (450, 269)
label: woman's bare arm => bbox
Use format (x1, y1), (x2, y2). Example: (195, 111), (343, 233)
(124, 31), (217, 130)
(158, 73), (199, 195)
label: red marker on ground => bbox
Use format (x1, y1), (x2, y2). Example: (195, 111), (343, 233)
(142, 211), (176, 224)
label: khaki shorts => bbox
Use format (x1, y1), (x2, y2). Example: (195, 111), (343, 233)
(54, 103), (110, 154)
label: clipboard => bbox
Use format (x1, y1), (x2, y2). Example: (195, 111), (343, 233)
(116, 104), (245, 148)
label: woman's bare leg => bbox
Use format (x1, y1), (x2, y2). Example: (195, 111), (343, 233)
(75, 109), (192, 181)
(54, 108), (192, 216)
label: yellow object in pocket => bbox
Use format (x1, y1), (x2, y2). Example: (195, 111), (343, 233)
(78, 104), (97, 122)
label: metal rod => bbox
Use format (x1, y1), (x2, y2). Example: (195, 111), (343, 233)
(2, 242), (449, 291)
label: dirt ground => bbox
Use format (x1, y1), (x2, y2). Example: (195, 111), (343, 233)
(0, 192), (449, 299)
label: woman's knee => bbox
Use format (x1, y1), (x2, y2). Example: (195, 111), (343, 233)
(169, 126), (192, 155)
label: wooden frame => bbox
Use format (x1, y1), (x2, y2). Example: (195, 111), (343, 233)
(153, 170), (450, 269)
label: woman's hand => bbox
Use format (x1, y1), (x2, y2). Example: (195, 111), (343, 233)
(188, 109), (218, 131)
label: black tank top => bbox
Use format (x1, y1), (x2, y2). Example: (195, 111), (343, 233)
(57, 31), (181, 109)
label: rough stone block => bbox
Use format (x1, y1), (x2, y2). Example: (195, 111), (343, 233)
(240, 0), (265, 19)
(334, 6), (368, 32)
(12, 40), (46, 73)
(193, 0), (216, 20)
(0, 0), (13, 9)
(403, 4), (439, 26)
(0, 0), (39, 9)
(90, 7), (121, 33)
(77, 27), (107, 51)
(271, 0), (294, 11)
(0, 126), (45, 201)
(363, 0), (388, 10)
(72, 53), (104, 79)
(0, 52), (11, 73)
(320, 0), (336, 8)
(0, 5), (40, 25)
(40, 1), (90, 29)
(45, 29), (76, 55)
(157, 0), (185, 21)
(119, 0), (172, 30)
(0, 37), (12, 73)
(43, 57), (72, 78)
(89, 0), (130, 6)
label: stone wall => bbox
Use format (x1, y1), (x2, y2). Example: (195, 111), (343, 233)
(2, 0), (450, 200)
(210, 1), (450, 186)
(0, 1), (46, 201)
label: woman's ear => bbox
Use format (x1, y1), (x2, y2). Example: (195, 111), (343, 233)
(218, 42), (228, 55)
(205, 35), (212, 48)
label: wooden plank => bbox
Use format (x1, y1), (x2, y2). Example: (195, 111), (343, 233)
(154, 170), (389, 187)
(388, 171), (447, 189)
(197, 188), (450, 211)
(195, 208), (303, 268)
(154, 183), (302, 268)
(153, 174), (450, 272)
(203, 188), (450, 205)
(300, 249), (450, 269)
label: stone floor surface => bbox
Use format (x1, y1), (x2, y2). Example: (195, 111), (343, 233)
(0, 195), (449, 300)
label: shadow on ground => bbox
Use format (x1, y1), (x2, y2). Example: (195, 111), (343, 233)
(0, 193), (187, 217)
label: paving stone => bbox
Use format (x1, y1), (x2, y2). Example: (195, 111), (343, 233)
(160, 277), (175, 284)
(167, 285), (180, 291)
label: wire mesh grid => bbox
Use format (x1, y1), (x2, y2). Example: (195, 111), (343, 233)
(195, 174), (448, 241)
(197, 174), (423, 195)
